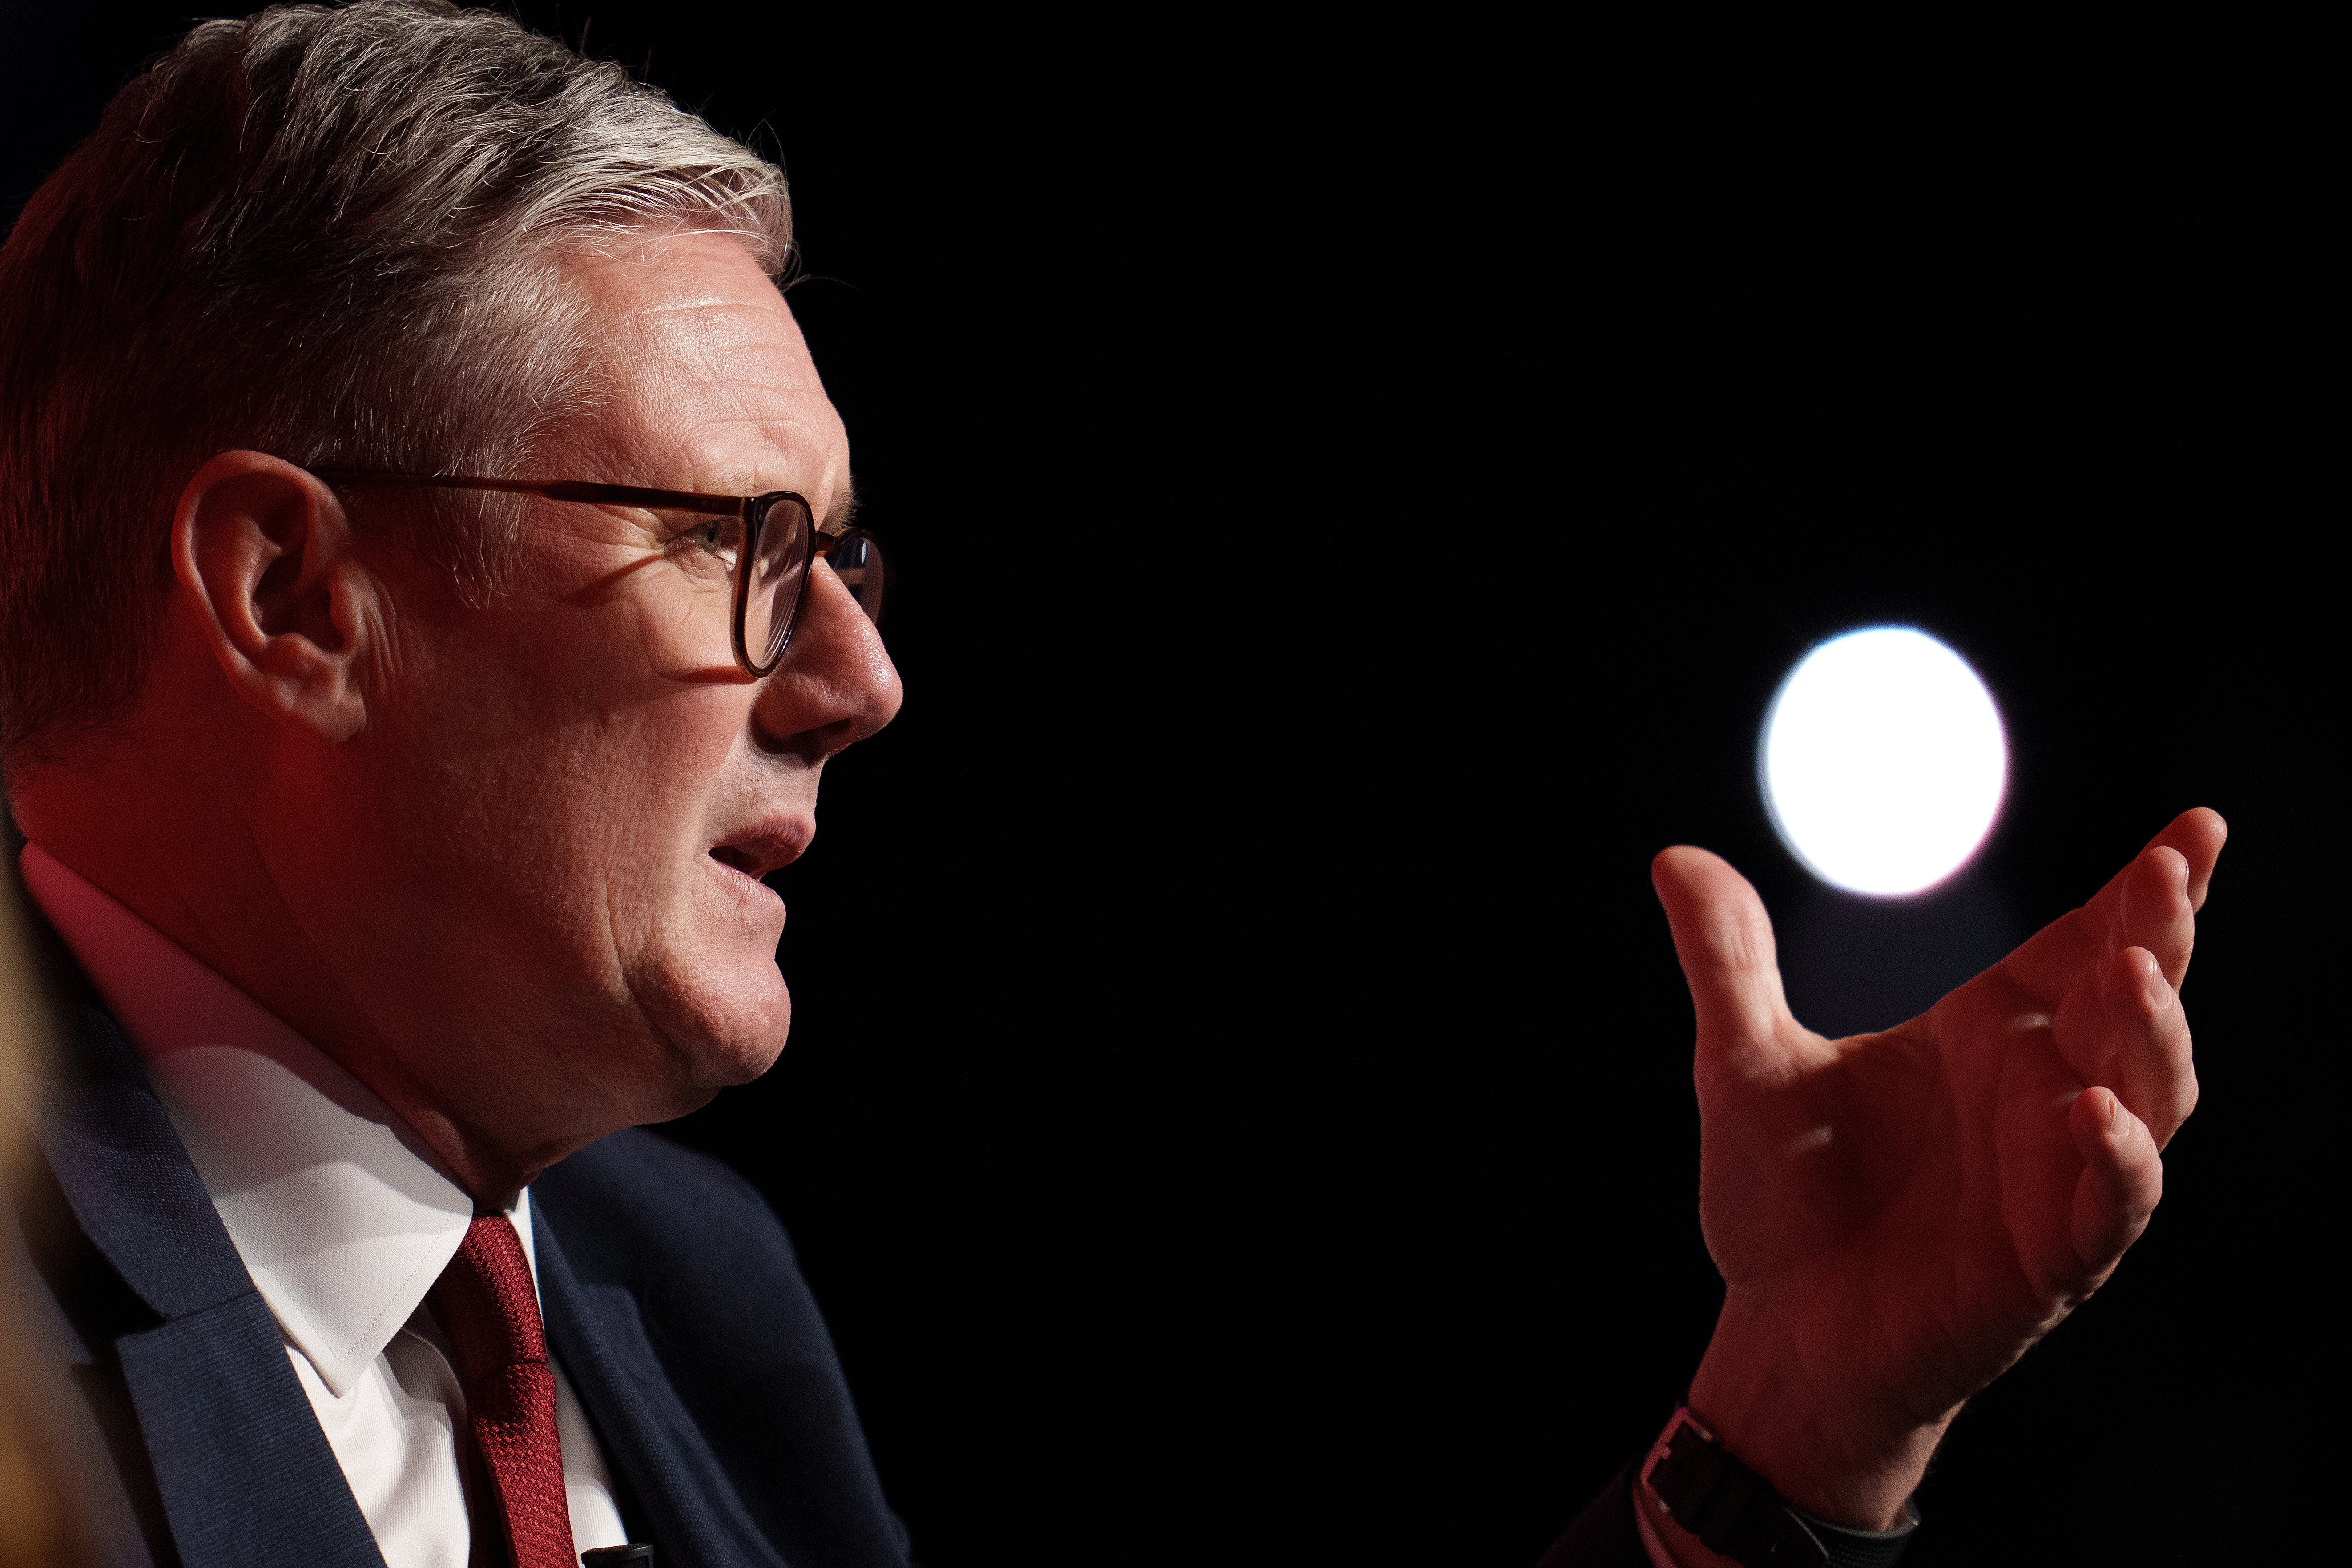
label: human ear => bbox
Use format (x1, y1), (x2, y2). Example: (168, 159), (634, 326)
(171, 450), (377, 743)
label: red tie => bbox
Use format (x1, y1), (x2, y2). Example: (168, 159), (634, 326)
(431, 1214), (578, 1568)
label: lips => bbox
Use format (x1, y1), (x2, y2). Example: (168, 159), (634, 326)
(708, 820), (813, 882)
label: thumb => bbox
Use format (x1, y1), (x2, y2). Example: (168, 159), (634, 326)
(1651, 846), (1795, 1067)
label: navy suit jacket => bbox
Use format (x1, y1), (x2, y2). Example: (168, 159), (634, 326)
(4, 993), (913, 1568)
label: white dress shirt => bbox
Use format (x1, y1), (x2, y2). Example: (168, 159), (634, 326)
(21, 843), (632, 1568)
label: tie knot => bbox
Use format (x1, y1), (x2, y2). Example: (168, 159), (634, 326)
(431, 1213), (547, 1383)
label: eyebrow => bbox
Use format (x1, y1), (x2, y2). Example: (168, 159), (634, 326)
(822, 477), (860, 534)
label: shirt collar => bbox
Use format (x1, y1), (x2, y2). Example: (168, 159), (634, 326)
(17, 842), (524, 1397)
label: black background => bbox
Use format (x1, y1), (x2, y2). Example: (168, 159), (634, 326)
(1, 4), (2333, 1564)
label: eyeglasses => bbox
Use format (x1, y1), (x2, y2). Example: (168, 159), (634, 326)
(310, 469), (884, 677)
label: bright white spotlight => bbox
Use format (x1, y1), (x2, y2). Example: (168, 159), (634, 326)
(1760, 627), (2007, 896)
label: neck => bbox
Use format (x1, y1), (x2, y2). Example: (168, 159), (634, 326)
(10, 742), (552, 1202)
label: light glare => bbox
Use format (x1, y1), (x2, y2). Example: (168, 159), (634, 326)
(1760, 627), (2007, 896)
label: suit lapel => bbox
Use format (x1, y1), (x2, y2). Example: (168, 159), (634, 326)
(36, 1004), (387, 1568)
(533, 1207), (788, 1568)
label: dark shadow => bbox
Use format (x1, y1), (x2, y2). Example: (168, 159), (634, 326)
(561, 552), (669, 607)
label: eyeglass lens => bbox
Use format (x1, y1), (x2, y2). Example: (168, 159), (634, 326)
(828, 532), (886, 625)
(741, 497), (887, 673)
(742, 496), (807, 671)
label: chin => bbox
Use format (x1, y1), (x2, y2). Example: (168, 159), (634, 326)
(692, 999), (792, 1090)
(637, 936), (794, 1096)
(616, 858), (795, 1100)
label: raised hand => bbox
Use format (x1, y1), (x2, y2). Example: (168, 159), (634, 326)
(1647, 808), (2225, 1533)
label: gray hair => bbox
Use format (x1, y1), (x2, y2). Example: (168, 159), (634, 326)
(0, 0), (791, 765)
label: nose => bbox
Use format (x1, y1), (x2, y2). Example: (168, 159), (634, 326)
(749, 556), (903, 762)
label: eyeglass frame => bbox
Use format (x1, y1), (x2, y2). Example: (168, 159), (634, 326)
(308, 468), (880, 678)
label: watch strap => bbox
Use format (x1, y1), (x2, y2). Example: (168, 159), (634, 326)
(1640, 1408), (1919, 1568)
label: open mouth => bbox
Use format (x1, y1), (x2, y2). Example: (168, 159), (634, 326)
(707, 822), (811, 884)
(710, 845), (765, 879)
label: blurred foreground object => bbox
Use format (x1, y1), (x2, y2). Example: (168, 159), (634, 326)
(0, 806), (95, 1568)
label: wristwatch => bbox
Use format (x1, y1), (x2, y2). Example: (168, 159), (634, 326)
(1639, 1408), (1920, 1568)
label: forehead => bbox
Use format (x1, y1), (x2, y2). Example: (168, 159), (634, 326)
(557, 231), (847, 502)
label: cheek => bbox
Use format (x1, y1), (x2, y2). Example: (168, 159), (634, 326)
(457, 687), (788, 1064)
(567, 692), (793, 1056)
(581, 692), (746, 887)
(374, 637), (750, 941)
(359, 572), (785, 1071)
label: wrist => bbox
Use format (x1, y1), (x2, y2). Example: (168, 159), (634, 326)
(1635, 1407), (1923, 1568)
(1688, 1305), (1953, 1530)
(1631, 1447), (1742, 1568)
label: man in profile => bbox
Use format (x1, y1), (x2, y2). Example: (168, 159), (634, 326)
(0, 5), (2223, 1568)
(3, 5), (902, 1564)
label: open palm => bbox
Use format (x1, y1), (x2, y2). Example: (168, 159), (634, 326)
(1651, 808), (2224, 1524)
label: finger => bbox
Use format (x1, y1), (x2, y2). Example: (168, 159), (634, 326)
(2067, 1086), (2163, 1282)
(2000, 808), (2226, 1004)
(2149, 807), (2227, 913)
(1651, 846), (1796, 1072)
(2097, 945), (2199, 1147)
(2120, 846), (2196, 991)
